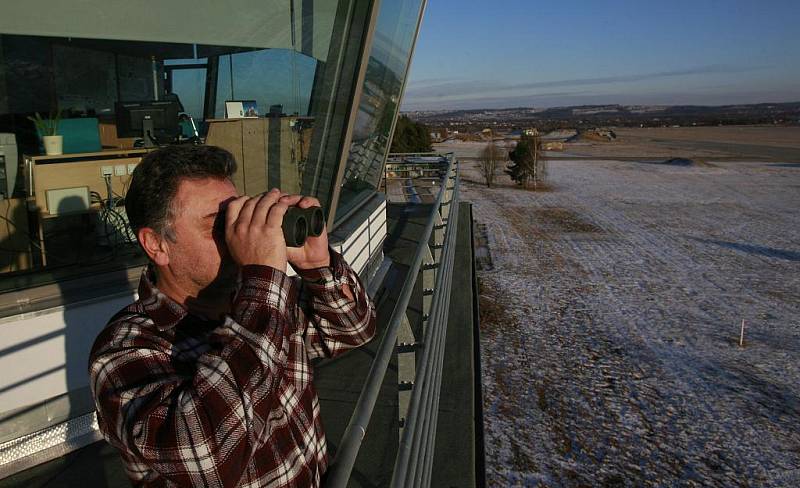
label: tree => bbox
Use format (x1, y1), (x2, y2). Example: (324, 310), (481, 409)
(478, 142), (505, 188)
(505, 134), (547, 189)
(390, 115), (433, 153)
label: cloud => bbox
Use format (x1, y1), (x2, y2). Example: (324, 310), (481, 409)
(406, 77), (462, 87)
(402, 91), (589, 111)
(401, 86), (800, 111)
(402, 64), (771, 109)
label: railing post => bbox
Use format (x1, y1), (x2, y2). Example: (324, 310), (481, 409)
(431, 213), (444, 263)
(422, 245), (436, 312)
(327, 153), (459, 488)
(397, 312), (415, 437)
(399, 242), (434, 437)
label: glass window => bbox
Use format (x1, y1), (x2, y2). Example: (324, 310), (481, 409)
(0, 0), (363, 309)
(215, 50), (317, 119)
(167, 65), (208, 123)
(333, 0), (425, 223)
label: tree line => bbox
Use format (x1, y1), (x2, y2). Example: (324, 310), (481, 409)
(480, 134), (547, 189)
(390, 115), (433, 153)
(389, 115), (548, 189)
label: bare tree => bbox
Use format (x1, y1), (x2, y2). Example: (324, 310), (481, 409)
(478, 142), (505, 188)
(527, 134), (548, 190)
(506, 134), (547, 190)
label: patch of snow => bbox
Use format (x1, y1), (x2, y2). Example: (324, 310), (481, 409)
(465, 158), (800, 487)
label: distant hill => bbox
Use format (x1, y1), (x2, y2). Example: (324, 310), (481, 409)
(405, 102), (800, 130)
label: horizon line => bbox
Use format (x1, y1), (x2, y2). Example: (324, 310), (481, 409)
(400, 100), (800, 113)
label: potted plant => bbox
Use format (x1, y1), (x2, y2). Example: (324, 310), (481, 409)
(28, 110), (63, 155)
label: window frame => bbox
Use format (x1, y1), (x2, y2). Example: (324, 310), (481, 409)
(326, 0), (429, 231)
(0, 0), (381, 313)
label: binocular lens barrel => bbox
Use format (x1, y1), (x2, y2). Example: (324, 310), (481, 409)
(282, 206), (325, 247)
(306, 207), (325, 237)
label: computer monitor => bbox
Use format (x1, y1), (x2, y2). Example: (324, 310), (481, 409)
(115, 100), (180, 147)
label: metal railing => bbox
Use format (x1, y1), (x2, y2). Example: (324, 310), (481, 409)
(382, 153), (449, 194)
(325, 153), (460, 488)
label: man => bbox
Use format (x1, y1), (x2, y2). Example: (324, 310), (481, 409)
(89, 145), (376, 487)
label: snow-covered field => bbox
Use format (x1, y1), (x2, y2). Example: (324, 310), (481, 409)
(463, 159), (800, 487)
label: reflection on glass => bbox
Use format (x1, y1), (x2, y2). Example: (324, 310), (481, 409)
(334, 0), (424, 222)
(208, 49), (318, 195)
(170, 68), (207, 122)
(218, 49), (317, 117)
(0, 0), (351, 301)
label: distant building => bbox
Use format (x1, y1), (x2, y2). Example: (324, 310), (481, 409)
(543, 141), (565, 151)
(541, 129), (577, 142)
(585, 127), (616, 141)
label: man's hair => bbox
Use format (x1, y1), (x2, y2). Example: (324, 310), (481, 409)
(125, 145), (237, 240)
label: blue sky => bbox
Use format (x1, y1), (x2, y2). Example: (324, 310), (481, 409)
(402, 0), (800, 110)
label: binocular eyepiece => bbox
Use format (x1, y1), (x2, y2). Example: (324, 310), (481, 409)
(282, 206), (326, 247)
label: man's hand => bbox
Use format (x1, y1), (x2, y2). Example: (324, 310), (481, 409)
(279, 195), (331, 270)
(224, 189), (289, 272)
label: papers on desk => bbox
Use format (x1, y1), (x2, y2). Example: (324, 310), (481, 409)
(225, 100), (259, 118)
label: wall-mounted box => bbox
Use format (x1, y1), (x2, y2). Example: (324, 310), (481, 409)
(45, 186), (90, 216)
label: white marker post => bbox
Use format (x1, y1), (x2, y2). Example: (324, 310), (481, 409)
(739, 319), (746, 347)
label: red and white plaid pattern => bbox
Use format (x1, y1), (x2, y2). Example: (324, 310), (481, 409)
(89, 250), (376, 487)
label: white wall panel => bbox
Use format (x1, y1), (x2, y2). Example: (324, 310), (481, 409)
(0, 293), (134, 414)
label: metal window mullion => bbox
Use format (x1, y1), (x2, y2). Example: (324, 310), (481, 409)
(379, 0), (429, 183)
(326, 0), (383, 224)
(306, 0), (377, 226)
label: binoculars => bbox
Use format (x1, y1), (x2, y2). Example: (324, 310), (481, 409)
(282, 206), (326, 247)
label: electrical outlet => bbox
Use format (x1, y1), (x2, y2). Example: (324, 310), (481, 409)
(127, 163), (137, 175)
(114, 165), (126, 176)
(101, 166), (113, 177)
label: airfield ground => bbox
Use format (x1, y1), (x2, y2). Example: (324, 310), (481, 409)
(435, 128), (800, 486)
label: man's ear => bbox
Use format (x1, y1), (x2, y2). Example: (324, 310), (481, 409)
(138, 227), (170, 266)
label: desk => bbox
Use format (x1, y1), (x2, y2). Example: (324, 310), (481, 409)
(25, 148), (151, 215)
(20, 149), (150, 268)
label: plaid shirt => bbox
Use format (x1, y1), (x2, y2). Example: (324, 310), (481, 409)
(89, 250), (376, 487)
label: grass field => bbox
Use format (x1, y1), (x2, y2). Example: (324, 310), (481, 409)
(438, 131), (800, 486)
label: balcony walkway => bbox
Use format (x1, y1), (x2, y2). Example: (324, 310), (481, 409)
(0, 202), (482, 488)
